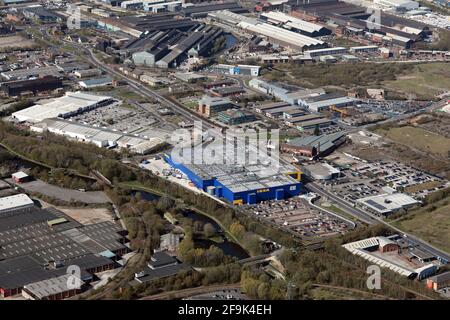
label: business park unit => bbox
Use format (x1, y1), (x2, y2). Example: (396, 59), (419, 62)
(164, 149), (302, 205)
(11, 92), (116, 123)
(0, 194), (128, 298)
(343, 236), (438, 280)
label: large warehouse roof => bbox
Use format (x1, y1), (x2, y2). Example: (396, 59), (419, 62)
(209, 10), (324, 50)
(239, 21), (324, 48)
(260, 11), (327, 34)
(12, 92), (113, 123)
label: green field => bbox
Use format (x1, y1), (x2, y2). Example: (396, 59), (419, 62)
(392, 201), (450, 253)
(383, 63), (450, 100)
(376, 126), (450, 158)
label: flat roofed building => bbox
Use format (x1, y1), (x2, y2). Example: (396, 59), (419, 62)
(198, 95), (234, 117)
(30, 118), (163, 153)
(306, 95), (356, 112)
(165, 147), (302, 205)
(0, 194), (34, 214)
(12, 92), (114, 123)
(304, 47), (347, 58)
(254, 101), (290, 113)
(349, 45), (379, 53)
(11, 171), (31, 184)
(356, 193), (419, 216)
(303, 163), (341, 180)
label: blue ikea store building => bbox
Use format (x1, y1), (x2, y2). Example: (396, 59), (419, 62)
(165, 154), (302, 205)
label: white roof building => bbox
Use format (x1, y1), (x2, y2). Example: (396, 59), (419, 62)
(12, 92), (114, 123)
(0, 194), (34, 214)
(356, 193), (419, 215)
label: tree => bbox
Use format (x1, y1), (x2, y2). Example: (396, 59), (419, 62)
(203, 223), (216, 238)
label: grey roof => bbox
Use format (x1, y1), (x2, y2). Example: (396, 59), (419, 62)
(23, 274), (85, 299)
(0, 204), (125, 291)
(287, 131), (346, 152)
(149, 252), (178, 269)
(429, 271), (450, 283)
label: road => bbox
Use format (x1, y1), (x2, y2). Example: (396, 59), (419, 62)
(305, 181), (450, 263)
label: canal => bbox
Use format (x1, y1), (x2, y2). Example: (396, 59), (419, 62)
(132, 190), (249, 260)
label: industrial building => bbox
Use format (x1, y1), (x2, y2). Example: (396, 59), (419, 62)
(164, 151), (302, 205)
(11, 171), (31, 184)
(343, 236), (438, 280)
(293, 0), (429, 48)
(181, 1), (247, 18)
(22, 6), (63, 23)
(216, 109), (257, 125)
(349, 45), (379, 53)
(1, 66), (62, 81)
(208, 10), (325, 51)
(303, 47), (347, 58)
(211, 64), (261, 77)
(254, 101), (291, 113)
(211, 86), (245, 97)
(12, 92), (115, 123)
(374, 0), (419, 11)
(30, 118), (164, 154)
(427, 271), (450, 291)
(198, 95), (235, 117)
(0, 197), (128, 298)
(79, 77), (113, 89)
(0, 194), (34, 214)
(304, 93), (356, 112)
(135, 251), (191, 283)
(356, 193), (420, 217)
(280, 131), (347, 158)
(249, 79), (326, 105)
(259, 11), (331, 37)
(302, 163), (341, 180)
(129, 22), (224, 68)
(0, 76), (63, 97)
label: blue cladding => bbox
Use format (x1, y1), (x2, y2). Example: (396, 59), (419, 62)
(275, 189), (284, 200)
(164, 155), (302, 204)
(247, 193), (256, 204)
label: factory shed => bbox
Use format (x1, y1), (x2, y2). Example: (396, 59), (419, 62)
(281, 131), (347, 158)
(260, 11), (331, 37)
